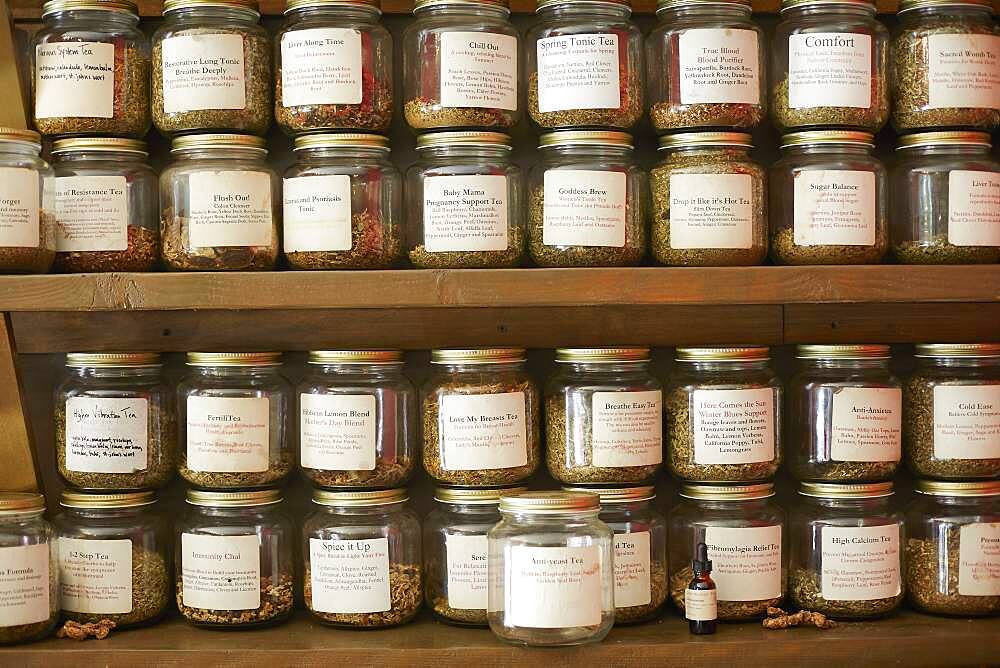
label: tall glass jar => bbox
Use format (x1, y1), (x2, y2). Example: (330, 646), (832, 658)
(790, 482), (905, 619)
(545, 347), (662, 485)
(32, 0), (150, 138)
(525, 0), (643, 130)
(275, 0), (393, 134)
(160, 134), (279, 271)
(421, 348), (540, 486)
(403, 0), (520, 130)
(528, 130), (646, 267)
(303, 488), (422, 627)
(770, 130), (888, 265)
(488, 491), (615, 646)
(0, 493), (58, 646)
(666, 346), (782, 483)
(178, 352), (292, 489)
(297, 350), (416, 488)
(283, 134), (402, 270)
(891, 131), (1000, 264)
(406, 132), (523, 268)
(175, 489), (293, 629)
(0, 128), (55, 274)
(52, 490), (170, 628)
(904, 344), (1000, 480)
(787, 345), (902, 483)
(55, 352), (176, 491)
(646, 0), (766, 131)
(668, 483), (786, 621)
(772, 0), (889, 132)
(650, 131), (768, 266)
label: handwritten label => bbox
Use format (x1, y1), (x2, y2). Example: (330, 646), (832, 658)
(280, 28), (362, 107)
(35, 41), (114, 118)
(181, 533), (260, 610)
(440, 32), (517, 110)
(58, 538), (131, 614)
(160, 34), (246, 113)
(536, 33), (620, 112)
(309, 538), (390, 613)
(186, 396), (269, 472)
(65, 397), (148, 473)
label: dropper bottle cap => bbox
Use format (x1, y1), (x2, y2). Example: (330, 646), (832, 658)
(693, 542), (712, 575)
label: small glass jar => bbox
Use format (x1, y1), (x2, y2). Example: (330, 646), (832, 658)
(892, 0), (1000, 132)
(770, 130), (888, 265)
(904, 344), (1000, 480)
(891, 131), (1000, 265)
(0, 128), (55, 274)
(32, 0), (151, 138)
(790, 482), (905, 619)
(55, 352), (176, 491)
(160, 134), (279, 272)
(275, 0), (393, 134)
(152, 0), (272, 136)
(0, 493), (58, 646)
(525, 0), (643, 130)
(49, 138), (159, 273)
(406, 132), (523, 268)
(52, 490), (170, 628)
(298, 350), (416, 488)
(402, 0), (520, 130)
(545, 347), (662, 485)
(666, 346), (782, 483)
(668, 483), (786, 621)
(284, 134), (401, 270)
(650, 132), (768, 266)
(422, 349), (540, 486)
(488, 491), (614, 646)
(178, 352), (293, 489)
(788, 345), (902, 483)
(906, 480), (1000, 617)
(772, 0), (889, 132)
(646, 0), (766, 132)
(528, 130), (647, 267)
(303, 488), (422, 628)
(175, 489), (293, 629)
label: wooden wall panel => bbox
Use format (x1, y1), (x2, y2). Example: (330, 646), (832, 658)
(0, 315), (40, 491)
(784, 302), (1000, 343)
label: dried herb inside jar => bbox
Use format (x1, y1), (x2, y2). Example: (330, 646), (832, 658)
(906, 535), (1000, 616)
(650, 102), (763, 132)
(425, 556), (487, 626)
(527, 51), (642, 129)
(772, 78), (889, 132)
(409, 222), (523, 269)
(64, 546), (169, 628)
(161, 207), (278, 272)
(771, 226), (887, 266)
(304, 455), (412, 489)
(670, 566), (782, 621)
(893, 236), (1000, 265)
(53, 225), (160, 273)
(615, 560), (667, 624)
(286, 210), (402, 270)
(0, 210), (56, 274)
(305, 563), (422, 627)
(0, 564), (58, 645)
(790, 567), (902, 618)
(793, 460), (898, 483)
(177, 573), (294, 626)
(178, 450), (294, 489)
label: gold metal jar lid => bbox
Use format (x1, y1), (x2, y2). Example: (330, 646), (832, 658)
(308, 350), (403, 364)
(186, 488), (283, 507)
(293, 133), (389, 152)
(52, 137), (148, 156)
(0, 127), (41, 149)
(42, 0), (138, 16)
(657, 0), (750, 12)
(186, 352), (283, 367)
(781, 130), (875, 149)
(781, 0), (875, 12)
(563, 485), (656, 503)
(163, 0), (260, 14)
(799, 481), (894, 498)
(679, 483), (774, 501)
(555, 348), (650, 363)
(537, 0), (631, 12)
(171, 133), (267, 154)
(658, 132), (753, 150)
(896, 131), (992, 150)
(899, 0), (994, 13)
(414, 0), (509, 12)
(313, 488), (409, 507)
(915, 480), (1000, 497)
(796, 344), (891, 360)
(499, 490), (599, 513)
(416, 131), (511, 150)
(60, 490), (157, 509)
(915, 343), (1000, 358)
(431, 348), (526, 364)
(434, 486), (527, 504)
(285, 0), (380, 12)
(538, 130), (633, 149)
(0, 493), (46, 514)
(66, 352), (161, 367)
(676, 346), (770, 362)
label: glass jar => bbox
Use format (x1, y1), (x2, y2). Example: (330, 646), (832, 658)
(406, 132), (523, 268)
(55, 352), (176, 491)
(528, 130), (646, 267)
(0, 493), (58, 646)
(790, 482), (905, 619)
(32, 0), (150, 138)
(646, 0), (766, 132)
(0, 128), (55, 274)
(402, 0), (520, 130)
(298, 350), (416, 488)
(770, 130), (888, 265)
(160, 134), (279, 272)
(303, 488), (422, 627)
(650, 132), (768, 266)
(178, 352), (293, 489)
(284, 134), (401, 270)
(175, 489), (293, 628)
(788, 345), (902, 483)
(666, 346), (782, 483)
(525, 0), (643, 130)
(891, 131), (1000, 264)
(488, 491), (615, 645)
(545, 347), (662, 485)
(422, 348), (540, 486)
(892, 0), (1000, 132)
(904, 344), (1000, 480)
(906, 480), (1000, 617)
(49, 138), (159, 273)
(152, 0), (272, 136)
(275, 0), (393, 134)
(772, 0), (889, 132)
(52, 490), (170, 628)
(668, 483), (786, 621)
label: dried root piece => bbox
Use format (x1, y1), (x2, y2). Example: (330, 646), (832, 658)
(763, 607), (836, 630)
(57, 619), (117, 640)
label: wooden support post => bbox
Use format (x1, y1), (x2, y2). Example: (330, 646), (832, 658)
(0, 0), (29, 129)
(0, 313), (40, 492)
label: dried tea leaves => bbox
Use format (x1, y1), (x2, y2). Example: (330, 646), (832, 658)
(178, 449), (294, 489)
(404, 99), (516, 131)
(409, 222), (524, 269)
(772, 78), (889, 133)
(770, 226), (888, 266)
(615, 560), (668, 625)
(893, 235), (1000, 265)
(53, 226), (160, 273)
(0, 211), (56, 274)
(161, 207), (278, 272)
(528, 71), (642, 130)
(63, 546), (170, 628)
(670, 566), (783, 621)
(305, 563), (422, 627)
(285, 211), (402, 270)
(177, 573), (294, 627)
(906, 536), (1000, 616)
(790, 567), (903, 619)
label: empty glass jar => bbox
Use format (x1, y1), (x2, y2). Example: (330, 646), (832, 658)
(0, 128), (55, 274)
(0, 493), (58, 646)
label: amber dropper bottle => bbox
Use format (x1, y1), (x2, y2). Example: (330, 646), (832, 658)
(685, 542), (717, 635)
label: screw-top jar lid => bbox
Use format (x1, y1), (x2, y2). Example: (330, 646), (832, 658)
(555, 348), (650, 363)
(915, 480), (1000, 497)
(186, 352), (283, 366)
(414, 0), (508, 11)
(416, 131), (511, 150)
(658, 132), (753, 150)
(163, 0), (260, 14)
(308, 350), (403, 364)
(285, 0), (380, 12)
(781, 130), (875, 149)
(51, 137), (148, 156)
(562, 485), (656, 503)
(0, 493), (46, 514)
(313, 488), (408, 507)
(171, 133), (267, 154)
(796, 344), (891, 360)
(60, 490), (157, 508)
(66, 352), (161, 367)
(680, 483), (774, 500)
(431, 348), (526, 364)
(898, 0), (994, 13)
(293, 133), (389, 152)
(657, 0), (750, 13)
(0, 127), (42, 150)
(499, 490), (599, 513)
(676, 346), (770, 362)
(538, 130), (633, 149)
(187, 488), (282, 507)
(799, 481), (894, 498)
(915, 343), (1000, 358)
(537, 0), (630, 12)
(896, 131), (992, 150)
(434, 486), (527, 504)
(781, 0), (875, 12)
(42, 0), (138, 15)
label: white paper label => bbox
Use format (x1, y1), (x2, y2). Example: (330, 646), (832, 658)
(65, 397), (149, 473)
(614, 531), (651, 608)
(160, 34), (246, 113)
(669, 174), (754, 249)
(439, 32), (517, 111)
(933, 385), (1000, 460)
(283, 175), (352, 252)
(788, 33), (872, 109)
(308, 538), (390, 614)
(948, 171), (1000, 247)
(0, 544), (49, 627)
(59, 538), (131, 614)
(678, 28), (760, 105)
(591, 390), (662, 468)
(280, 28), (362, 107)
(692, 388), (776, 464)
(181, 533), (260, 610)
(507, 545), (602, 628)
(820, 525), (900, 601)
(958, 522), (1000, 596)
(300, 394), (376, 471)
(830, 388), (902, 463)
(542, 170), (626, 247)
(186, 396), (269, 472)
(793, 170), (876, 246)
(188, 171), (273, 248)
(54, 176), (128, 252)
(423, 175), (508, 252)
(35, 41), (114, 119)
(439, 392), (527, 471)
(684, 588), (717, 621)
(536, 33), (620, 112)
(927, 34), (1000, 110)
(445, 534), (488, 610)
(0, 168), (40, 248)
(704, 525), (782, 601)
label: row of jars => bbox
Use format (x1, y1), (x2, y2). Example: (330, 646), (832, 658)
(29, 0), (1000, 139)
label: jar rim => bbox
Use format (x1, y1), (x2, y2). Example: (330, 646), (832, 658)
(781, 130), (874, 149)
(293, 133), (390, 152)
(61, 490), (157, 509)
(0, 126), (42, 150)
(52, 137), (148, 157)
(171, 133), (268, 155)
(313, 488), (408, 507)
(0, 492), (46, 514)
(679, 483), (774, 500)
(896, 131), (991, 150)
(186, 488), (282, 507)
(915, 479), (1000, 497)
(308, 350), (403, 364)
(434, 485), (527, 504)
(554, 347), (650, 363)
(780, 0), (875, 13)
(500, 490), (600, 513)
(796, 344), (890, 360)
(658, 132), (753, 150)
(675, 346), (770, 362)
(414, 0), (509, 12)
(536, 0), (631, 12)
(799, 481), (894, 498)
(431, 348), (526, 364)
(914, 343), (1000, 358)
(898, 0), (994, 14)
(163, 0), (260, 15)
(416, 131), (512, 150)
(66, 352), (161, 368)
(562, 485), (655, 503)
(285, 0), (380, 12)
(657, 0), (750, 12)
(42, 0), (138, 16)
(186, 352), (283, 367)
(538, 130), (632, 150)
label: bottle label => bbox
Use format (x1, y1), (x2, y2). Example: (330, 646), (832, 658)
(614, 530), (651, 608)
(793, 170), (876, 246)
(704, 525), (782, 600)
(958, 522), (1000, 596)
(308, 537), (390, 614)
(932, 385), (1000, 460)
(927, 34), (1000, 110)
(445, 533), (489, 610)
(188, 171), (273, 248)
(0, 544), (49, 627)
(692, 388), (776, 464)
(160, 34), (247, 113)
(507, 545), (602, 628)
(820, 524), (900, 601)
(423, 175), (509, 252)
(542, 169), (626, 247)
(439, 32), (517, 111)
(678, 28), (760, 105)
(590, 390), (662, 468)
(35, 41), (115, 119)
(65, 397), (149, 473)
(684, 587), (717, 622)
(180, 533), (260, 610)
(787, 33), (872, 109)
(830, 387), (902, 463)
(300, 393), (377, 471)
(186, 396), (270, 473)
(535, 33), (620, 112)
(54, 176), (128, 252)
(947, 171), (1000, 247)
(58, 537), (132, 614)
(283, 175), (353, 253)
(439, 392), (527, 471)
(280, 28), (363, 107)
(669, 174), (754, 249)
(0, 168), (40, 248)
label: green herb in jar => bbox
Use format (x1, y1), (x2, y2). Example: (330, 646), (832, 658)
(670, 566), (782, 621)
(527, 70), (642, 130)
(907, 535), (1000, 616)
(770, 226), (888, 265)
(616, 560), (668, 624)
(408, 223), (524, 269)
(178, 449), (294, 490)
(894, 235), (1000, 265)
(404, 99), (516, 130)
(650, 102), (764, 132)
(790, 567), (902, 619)
(304, 454), (412, 489)
(64, 546), (169, 628)
(305, 563), (422, 627)
(772, 78), (889, 132)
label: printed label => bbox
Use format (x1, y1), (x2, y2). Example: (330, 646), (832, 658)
(439, 32), (517, 111)
(788, 33), (872, 109)
(614, 531), (651, 608)
(188, 171), (273, 248)
(692, 388), (776, 465)
(423, 175), (508, 252)
(0, 168), (40, 248)
(684, 588), (717, 621)
(439, 392), (527, 471)
(507, 545), (602, 628)
(300, 393), (377, 471)
(65, 397), (148, 473)
(54, 176), (128, 252)
(445, 534), (488, 610)
(933, 385), (1000, 460)
(59, 538), (132, 614)
(542, 169), (626, 247)
(186, 396), (269, 473)
(536, 33), (620, 112)
(793, 170), (876, 246)
(669, 174), (754, 249)
(280, 28), (362, 107)
(181, 533), (260, 610)
(309, 538), (390, 614)
(160, 34), (247, 113)
(283, 175), (352, 252)
(704, 525), (782, 601)
(0, 544), (49, 627)
(35, 41), (114, 119)
(820, 524), (900, 600)
(591, 390), (662, 468)
(948, 171), (1000, 247)
(830, 388), (902, 462)
(678, 28), (760, 105)
(958, 522), (1000, 596)
(927, 34), (1000, 110)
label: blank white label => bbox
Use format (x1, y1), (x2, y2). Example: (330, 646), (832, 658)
(820, 525), (900, 601)
(927, 34), (1000, 109)
(424, 175), (508, 252)
(933, 385), (1000, 460)
(507, 545), (602, 628)
(793, 170), (876, 246)
(685, 588), (717, 621)
(160, 34), (247, 113)
(0, 168), (40, 248)
(704, 525), (782, 601)
(536, 33), (620, 112)
(439, 392), (527, 471)
(692, 388), (776, 464)
(788, 33), (872, 109)
(958, 522), (1000, 596)
(188, 171), (273, 248)
(54, 176), (128, 252)
(0, 544), (49, 627)
(439, 32), (517, 111)
(309, 538), (390, 614)
(948, 171), (1000, 247)
(59, 537), (132, 614)
(445, 534), (488, 610)
(35, 41), (114, 119)
(679, 29), (760, 105)
(830, 388), (902, 463)
(614, 531), (651, 608)
(283, 175), (352, 252)
(542, 170), (626, 247)
(591, 390), (662, 467)
(186, 396), (269, 472)
(300, 393), (376, 471)
(65, 397), (148, 473)
(181, 533), (260, 610)
(669, 174), (753, 249)
(280, 28), (362, 107)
